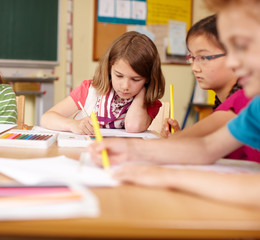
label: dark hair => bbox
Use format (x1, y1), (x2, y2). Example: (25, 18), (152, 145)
(92, 31), (165, 105)
(186, 14), (241, 108)
(186, 15), (225, 51)
(214, 82), (242, 109)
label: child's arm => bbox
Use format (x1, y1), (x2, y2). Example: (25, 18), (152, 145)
(88, 125), (243, 166)
(124, 87), (151, 133)
(0, 85), (17, 124)
(161, 110), (236, 139)
(113, 164), (260, 209)
(40, 96), (94, 134)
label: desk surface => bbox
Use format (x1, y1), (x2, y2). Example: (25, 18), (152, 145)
(0, 144), (260, 239)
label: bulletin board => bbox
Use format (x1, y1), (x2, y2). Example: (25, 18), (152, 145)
(93, 0), (193, 64)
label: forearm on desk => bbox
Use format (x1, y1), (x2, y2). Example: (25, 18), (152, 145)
(167, 169), (260, 209)
(40, 111), (75, 131)
(130, 126), (241, 165)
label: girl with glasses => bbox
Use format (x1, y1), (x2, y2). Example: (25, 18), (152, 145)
(161, 14), (259, 161)
(109, 0), (260, 209)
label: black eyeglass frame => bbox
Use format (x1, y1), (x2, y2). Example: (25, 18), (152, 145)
(185, 53), (226, 63)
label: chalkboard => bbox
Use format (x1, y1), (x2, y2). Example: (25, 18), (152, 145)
(0, 0), (58, 63)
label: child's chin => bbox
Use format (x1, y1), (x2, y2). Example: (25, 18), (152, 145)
(244, 85), (260, 98)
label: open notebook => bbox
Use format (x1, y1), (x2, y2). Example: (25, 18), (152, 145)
(32, 126), (159, 147)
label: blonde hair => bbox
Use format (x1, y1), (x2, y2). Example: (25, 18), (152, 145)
(92, 31), (165, 105)
(204, 0), (260, 22)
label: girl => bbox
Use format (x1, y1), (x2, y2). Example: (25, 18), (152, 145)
(161, 15), (259, 161)
(112, 0), (260, 209)
(41, 31), (165, 134)
(88, 15), (260, 165)
(0, 75), (17, 124)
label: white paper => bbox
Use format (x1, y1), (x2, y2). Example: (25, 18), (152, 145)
(116, 0), (131, 19)
(98, 0), (115, 17)
(168, 20), (187, 56)
(57, 132), (93, 147)
(0, 124), (17, 133)
(0, 187), (100, 220)
(0, 155), (118, 187)
(132, 0), (146, 20)
(32, 126), (159, 139)
(100, 128), (159, 139)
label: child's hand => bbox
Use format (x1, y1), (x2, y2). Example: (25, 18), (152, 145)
(70, 116), (94, 135)
(160, 118), (181, 138)
(88, 138), (140, 166)
(134, 86), (146, 100)
(112, 164), (172, 188)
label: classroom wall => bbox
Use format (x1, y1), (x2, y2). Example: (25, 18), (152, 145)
(25, 0), (212, 127)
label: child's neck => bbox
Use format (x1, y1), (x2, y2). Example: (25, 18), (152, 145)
(215, 80), (237, 102)
(215, 90), (227, 103)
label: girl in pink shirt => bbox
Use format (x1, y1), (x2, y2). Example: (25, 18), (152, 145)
(41, 31), (165, 134)
(161, 15), (260, 161)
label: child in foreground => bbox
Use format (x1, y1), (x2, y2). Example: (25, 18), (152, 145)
(161, 14), (259, 161)
(110, 0), (260, 209)
(41, 31), (165, 134)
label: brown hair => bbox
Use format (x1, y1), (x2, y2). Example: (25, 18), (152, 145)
(204, 0), (260, 22)
(0, 74), (3, 84)
(92, 31), (165, 105)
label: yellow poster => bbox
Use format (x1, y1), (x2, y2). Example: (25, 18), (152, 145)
(147, 0), (192, 30)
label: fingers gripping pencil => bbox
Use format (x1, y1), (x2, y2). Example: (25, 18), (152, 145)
(90, 112), (110, 170)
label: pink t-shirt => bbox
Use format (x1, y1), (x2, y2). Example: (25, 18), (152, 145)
(214, 89), (260, 162)
(70, 79), (162, 125)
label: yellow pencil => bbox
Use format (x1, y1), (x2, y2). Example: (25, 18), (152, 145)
(170, 84), (174, 134)
(90, 112), (110, 170)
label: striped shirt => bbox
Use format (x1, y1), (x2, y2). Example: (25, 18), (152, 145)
(0, 84), (17, 124)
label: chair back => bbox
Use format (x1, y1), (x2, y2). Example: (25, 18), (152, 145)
(16, 95), (25, 127)
(148, 101), (170, 134)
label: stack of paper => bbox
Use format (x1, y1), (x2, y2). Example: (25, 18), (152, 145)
(0, 155), (118, 186)
(0, 183), (99, 220)
(0, 155), (121, 220)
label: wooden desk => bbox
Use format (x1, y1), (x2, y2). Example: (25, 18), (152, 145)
(0, 144), (260, 239)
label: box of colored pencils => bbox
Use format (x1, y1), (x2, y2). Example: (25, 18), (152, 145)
(0, 130), (57, 148)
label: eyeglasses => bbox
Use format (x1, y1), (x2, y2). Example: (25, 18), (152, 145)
(185, 53), (226, 64)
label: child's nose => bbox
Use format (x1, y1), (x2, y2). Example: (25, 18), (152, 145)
(191, 61), (202, 73)
(121, 79), (130, 90)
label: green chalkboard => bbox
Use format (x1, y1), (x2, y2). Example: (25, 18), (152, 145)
(0, 0), (58, 62)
